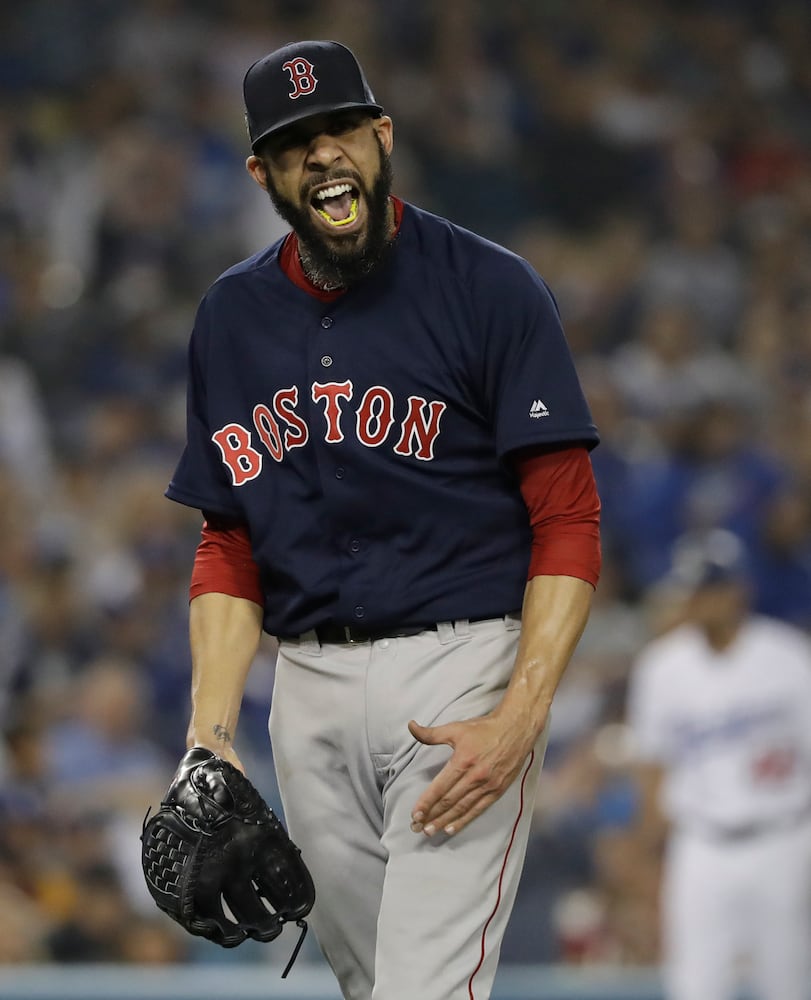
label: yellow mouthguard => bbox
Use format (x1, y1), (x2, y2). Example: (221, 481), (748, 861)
(317, 198), (359, 227)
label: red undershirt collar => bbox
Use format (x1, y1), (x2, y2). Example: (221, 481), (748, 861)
(279, 196), (404, 302)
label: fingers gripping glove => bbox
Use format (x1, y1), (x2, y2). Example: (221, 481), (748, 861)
(141, 747), (315, 975)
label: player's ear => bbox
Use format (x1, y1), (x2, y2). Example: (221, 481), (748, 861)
(373, 116), (393, 156)
(246, 155), (269, 192)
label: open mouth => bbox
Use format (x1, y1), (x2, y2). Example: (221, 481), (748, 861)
(310, 182), (360, 228)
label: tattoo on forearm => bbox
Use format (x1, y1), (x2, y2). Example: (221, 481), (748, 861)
(212, 724), (232, 745)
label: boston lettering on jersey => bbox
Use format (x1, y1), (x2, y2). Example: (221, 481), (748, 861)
(212, 381), (446, 487)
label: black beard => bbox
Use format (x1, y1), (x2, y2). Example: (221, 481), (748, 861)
(265, 138), (394, 290)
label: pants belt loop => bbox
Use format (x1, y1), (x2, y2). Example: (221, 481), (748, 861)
(452, 618), (471, 639)
(436, 621), (455, 644)
(298, 628), (321, 653)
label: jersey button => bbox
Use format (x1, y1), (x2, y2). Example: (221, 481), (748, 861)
(320, 355), (333, 367)
(353, 605), (365, 619)
(321, 316), (333, 329)
(335, 467), (345, 479)
(349, 539), (361, 553)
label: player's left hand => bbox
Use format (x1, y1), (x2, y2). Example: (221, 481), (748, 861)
(407, 711), (540, 837)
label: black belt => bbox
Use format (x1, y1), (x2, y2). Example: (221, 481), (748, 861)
(314, 622), (435, 644)
(298, 612), (520, 645)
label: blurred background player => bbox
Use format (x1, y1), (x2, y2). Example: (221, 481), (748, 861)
(627, 529), (811, 1000)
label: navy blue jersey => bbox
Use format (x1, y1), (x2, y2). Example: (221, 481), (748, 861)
(167, 202), (598, 636)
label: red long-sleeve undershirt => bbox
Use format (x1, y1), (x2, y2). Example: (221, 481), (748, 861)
(189, 445), (601, 606)
(514, 445), (601, 587)
(190, 515), (265, 606)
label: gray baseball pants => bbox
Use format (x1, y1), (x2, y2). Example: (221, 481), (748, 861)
(269, 615), (546, 1000)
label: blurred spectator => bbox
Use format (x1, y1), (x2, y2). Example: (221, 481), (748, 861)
(0, 716), (47, 828)
(0, 718), (50, 902)
(39, 658), (175, 922)
(0, 355), (52, 497)
(751, 485), (811, 627)
(620, 395), (787, 587)
(45, 863), (135, 963)
(638, 184), (745, 345)
(44, 656), (171, 817)
(0, 881), (51, 963)
(611, 301), (758, 423)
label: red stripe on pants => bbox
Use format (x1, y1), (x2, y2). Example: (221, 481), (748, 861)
(467, 749), (536, 1000)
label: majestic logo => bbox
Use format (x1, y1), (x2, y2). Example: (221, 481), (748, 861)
(212, 381), (447, 487)
(282, 58), (318, 100)
(529, 399), (549, 418)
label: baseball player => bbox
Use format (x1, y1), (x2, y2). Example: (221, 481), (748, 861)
(167, 40), (601, 999)
(627, 529), (811, 1000)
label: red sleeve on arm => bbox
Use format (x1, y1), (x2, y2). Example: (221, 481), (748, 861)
(514, 445), (602, 588)
(189, 518), (264, 608)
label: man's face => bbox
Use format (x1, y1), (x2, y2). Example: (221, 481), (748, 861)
(688, 580), (750, 632)
(248, 111), (395, 288)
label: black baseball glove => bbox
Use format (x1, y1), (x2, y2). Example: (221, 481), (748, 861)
(141, 747), (315, 975)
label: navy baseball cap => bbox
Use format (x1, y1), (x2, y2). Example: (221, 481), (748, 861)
(243, 40), (383, 152)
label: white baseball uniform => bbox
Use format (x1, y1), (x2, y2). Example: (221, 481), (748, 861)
(627, 615), (811, 1000)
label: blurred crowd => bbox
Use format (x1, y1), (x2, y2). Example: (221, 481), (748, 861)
(1, 0), (810, 974)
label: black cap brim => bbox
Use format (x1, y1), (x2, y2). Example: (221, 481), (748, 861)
(250, 100), (383, 152)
